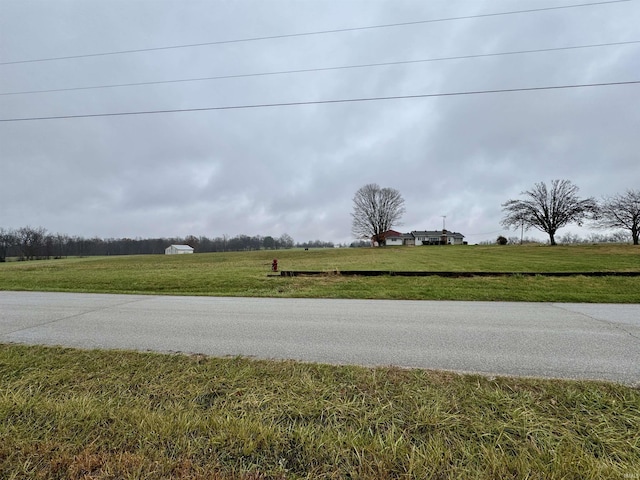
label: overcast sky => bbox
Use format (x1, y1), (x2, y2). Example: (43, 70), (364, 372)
(1, 0), (638, 244)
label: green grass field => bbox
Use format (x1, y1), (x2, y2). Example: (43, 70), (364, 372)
(2, 244), (639, 478)
(1, 244), (639, 302)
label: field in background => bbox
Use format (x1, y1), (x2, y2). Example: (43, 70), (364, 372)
(1, 344), (638, 479)
(1, 244), (639, 302)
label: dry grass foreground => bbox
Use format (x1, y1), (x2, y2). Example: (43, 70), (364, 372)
(0, 244), (639, 302)
(1, 344), (639, 479)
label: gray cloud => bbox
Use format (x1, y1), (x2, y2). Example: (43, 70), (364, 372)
(1, 0), (638, 244)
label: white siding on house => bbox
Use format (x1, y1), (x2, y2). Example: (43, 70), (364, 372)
(386, 237), (403, 246)
(411, 230), (465, 245)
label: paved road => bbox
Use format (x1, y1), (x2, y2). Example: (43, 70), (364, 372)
(1, 291), (639, 385)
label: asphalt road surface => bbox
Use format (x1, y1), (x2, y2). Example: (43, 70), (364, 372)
(1, 291), (638, 385)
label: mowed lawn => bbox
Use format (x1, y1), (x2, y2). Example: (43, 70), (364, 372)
(1, 244), (639, 302)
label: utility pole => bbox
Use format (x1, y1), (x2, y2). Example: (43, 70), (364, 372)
(441, 215), (447, 231)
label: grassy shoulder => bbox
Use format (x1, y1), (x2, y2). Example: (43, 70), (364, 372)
(1, 244), (639, 302)
(1, 344), (638, 479)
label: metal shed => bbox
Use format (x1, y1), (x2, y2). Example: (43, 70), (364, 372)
(164, 244), (194, 255)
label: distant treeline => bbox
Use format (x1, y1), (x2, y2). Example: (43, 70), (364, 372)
(0, 226), (340, 261)
(477, 231), (632, 246)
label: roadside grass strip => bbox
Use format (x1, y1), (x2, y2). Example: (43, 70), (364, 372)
(1, 345), (638, 479)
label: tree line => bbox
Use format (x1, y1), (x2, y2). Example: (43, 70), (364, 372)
(350, 182), (639, 247)
(0, 228), (336, 262)
(501, 181), (640, 245)
(493, 231), (632, 246)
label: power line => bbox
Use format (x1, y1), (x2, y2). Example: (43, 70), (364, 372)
(1, 80), (637, 123)
(2, 40), (637, 97)
(0, 0), (630, 66)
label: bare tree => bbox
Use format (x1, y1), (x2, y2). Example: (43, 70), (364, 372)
(351, 183), (405, 246)
(54, 233), (70, 258)
(16, 226), (47, 260)
(593, 189), (640, 245)
(184, 235), (200, 251)
(501, 180), (596, 246)
(278, 233), (294, 249)
(0, 228), (16, 262)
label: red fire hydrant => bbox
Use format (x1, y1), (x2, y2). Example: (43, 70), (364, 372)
(271, 259), (278, 272)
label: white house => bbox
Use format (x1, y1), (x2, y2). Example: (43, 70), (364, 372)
(385, 232), (416, 246)
(165, 244), (194, 255)
(412, 230), (465, 245)
(378, 229), (466, 246)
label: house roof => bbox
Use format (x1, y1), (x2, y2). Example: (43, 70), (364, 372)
(411, 230), (465, 238)
(373, 230), (402, 239)
(168, 244), (194, 250)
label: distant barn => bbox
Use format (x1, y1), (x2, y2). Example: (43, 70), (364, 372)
(164, 244), (194, 255)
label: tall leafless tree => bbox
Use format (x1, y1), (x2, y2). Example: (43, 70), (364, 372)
(351, 183), (405, 246)
(593, 189), (640, 245)
(501, 180), (597, 246)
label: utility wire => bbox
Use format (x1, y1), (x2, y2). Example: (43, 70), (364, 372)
(0, 0), (630, 66)
(2, 40), (637, 97)
(1, 80), (638, 123)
